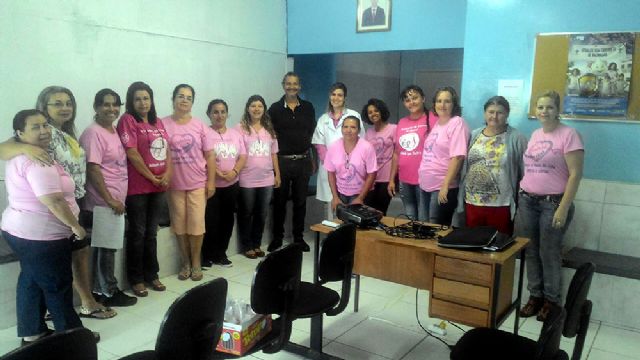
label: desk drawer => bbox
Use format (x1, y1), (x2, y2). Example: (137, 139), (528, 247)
(434, 255), (492, 285)
(430, 298), (489, 328)
(432, 277), (490, 308)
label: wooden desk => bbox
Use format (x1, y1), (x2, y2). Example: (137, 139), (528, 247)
(311, 217), (529, 331)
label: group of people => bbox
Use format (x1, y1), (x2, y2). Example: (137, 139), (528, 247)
(1, 70), (583, 345)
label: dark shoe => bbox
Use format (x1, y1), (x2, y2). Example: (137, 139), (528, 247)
(519, 296), (543, 318)
(537, 300), (560, 322)
(213, 257), (233, 268)
(103, 290), (138, 307)
(244, 250), (257, 259)
(132, 283), (148, 297)
(296, 241), (310, 252)
(254, 248), (265, 257)
(202, 259), (214, 268)
(21, 328), (54, 346)
(267, 241), (282, 252)
(92, 292), (106, 304)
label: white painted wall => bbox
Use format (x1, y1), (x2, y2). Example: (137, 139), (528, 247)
(0, 0), (288, 176)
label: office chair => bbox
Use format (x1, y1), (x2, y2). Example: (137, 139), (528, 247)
(212, 243), (303, 358)
(450, 262), (596, 360)
(120, 277), (228, 360)
(0, 327), (97, 360)
(294, 222), (357, 318)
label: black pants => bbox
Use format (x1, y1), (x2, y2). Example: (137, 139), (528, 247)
(202, 183), (239, 262)
(271, 157), (312, 246)
(364, 182), (392, 215)
(125, 192), (163, 285)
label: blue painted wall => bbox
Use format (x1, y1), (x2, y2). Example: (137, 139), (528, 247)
(287, 0), (467, 54)
(461, 0), (640, 182)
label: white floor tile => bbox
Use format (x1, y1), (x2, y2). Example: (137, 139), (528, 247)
(401, 336), (454, 360)
(587, 348), (640, 360)
(322, 340), (390, 359)
(591, 323), (640, 357)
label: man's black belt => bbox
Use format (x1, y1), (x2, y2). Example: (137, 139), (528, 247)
(279, 153), (308, 160)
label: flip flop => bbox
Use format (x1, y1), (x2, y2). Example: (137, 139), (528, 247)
(178, 266), (191, 281)
(132, 283), (148, 297)
(78, 306), (117, 320)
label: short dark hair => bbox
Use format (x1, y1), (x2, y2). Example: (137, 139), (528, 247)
(13, 109), (45, 134)
(343, 115), (361, 131)
(327, 82), (348, 114)
(432, 86), (462, 117)
(281, 72), (300, 85)
(207, 99), (228, 116)
(483, 96), (510, 114)
(93, 88), (122, 110)
(172, 84), (195, 102)
(125, 81), (158, 124)
(361, 98), (390, 125)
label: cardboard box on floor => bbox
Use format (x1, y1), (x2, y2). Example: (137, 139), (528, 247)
(216, 314), (272, 355)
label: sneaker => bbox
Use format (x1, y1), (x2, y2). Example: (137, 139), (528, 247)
(103, 290), (138, 307)
(213, 258), (233, 268)
(21, 328), (54, 346)
(202, 259), (214, 268)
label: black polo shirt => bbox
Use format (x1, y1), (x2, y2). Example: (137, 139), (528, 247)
(268, 95), (316, 156)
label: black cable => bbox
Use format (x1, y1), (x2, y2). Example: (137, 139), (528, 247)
(447, 321), (466, 333)
(415, 288), (451, 349)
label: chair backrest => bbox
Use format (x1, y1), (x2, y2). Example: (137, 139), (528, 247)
(0, 327), (97, 360)
(535, 306), (566, 360)
(564, 262), (595, 337)
(251, 244), (302, 316)
(154, 277), (228, 360)
(318, 222), (356, 283)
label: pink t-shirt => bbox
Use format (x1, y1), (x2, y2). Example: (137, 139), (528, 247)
(365, 124), (396, 183)
(324, 138), (378, 196)
(520, 124), (584, 195)
(2, 156), (78, 240)
(162, 116), (214, 191)
(79, 123), (128, 210)
(395, 112), (438, 184)
(418, 116), (470, 192)
(210, 127), (246, 188)
(116, 113), (169, 196)
(236, 125), (279, 188)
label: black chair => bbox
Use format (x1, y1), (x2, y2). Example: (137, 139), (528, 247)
(450, 262), (596, 360)
(0, 327), (97, 360)
(120, 277), (228, 360)
(212, 243), (303, 358)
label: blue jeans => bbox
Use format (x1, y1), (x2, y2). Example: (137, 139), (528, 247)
(399, 182), (427, 221)
(125, 192), (164, 285)
(3, 231), (82, 337)
(238, 186), (273, 251)
(421, 188), (459, 226)
(514, 192), (574, 303)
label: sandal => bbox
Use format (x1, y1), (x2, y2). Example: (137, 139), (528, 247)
(132, 283), (148, 297)
(178, 266), (191, 281)
(149, 279), (166, 291)
(79, 306), (117, 319)
(244, 250), (257, 259)
(254, 248), (265, 257)
(191, 268), (203, 281)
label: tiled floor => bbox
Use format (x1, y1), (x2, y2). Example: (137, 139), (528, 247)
(1, 244), (639, 360)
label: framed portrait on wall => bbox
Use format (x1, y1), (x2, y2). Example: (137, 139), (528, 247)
(357, 0), (391, 33)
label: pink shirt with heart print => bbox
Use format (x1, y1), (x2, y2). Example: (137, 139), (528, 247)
(520, 124), (584, 195)
(162, 116), (215, 191)
(365, 124), (396, 183)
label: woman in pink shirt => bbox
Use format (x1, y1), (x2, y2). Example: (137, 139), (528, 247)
(516, 91), (584, 321)
(2, 109), (86, 344)
(117, 82), (171, 297)
(325, 116), (377, 211)
(237, 95), (280, 259)
(162, 84), (216, 281)
(388, 85), (438, 221)
(418, 86), (470, 226)
(362, 98), (396, 215)
(202, 99), (246, 267)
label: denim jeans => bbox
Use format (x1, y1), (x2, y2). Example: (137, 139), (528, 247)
(272, 157), (312, 245)
(203, 183), (239, 261)
(125, 192), (164, 285)
(338, 193), (359, 206)
(79, 210), (119, 296)
(421, 188), (459, 226)
(398, 182), (427, 221)
(238, 186), (273, 251)
(514, 192), (574, 303)
(3, 231), (82, 337)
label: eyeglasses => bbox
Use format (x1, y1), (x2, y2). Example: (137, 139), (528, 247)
(176, 94), (193, 102)
(47, 101), (73, 109)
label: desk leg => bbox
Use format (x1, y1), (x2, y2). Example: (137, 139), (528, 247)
(354, 274), (360, 312)
(491, 264), (501, 328)
(514, 249), (526, 336)
(310, 231), (323, 352)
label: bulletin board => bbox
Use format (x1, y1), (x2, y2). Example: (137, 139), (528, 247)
(529, 32), (640, 121)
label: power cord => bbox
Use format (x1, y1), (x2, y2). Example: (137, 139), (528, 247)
(414, 289), (452, 350)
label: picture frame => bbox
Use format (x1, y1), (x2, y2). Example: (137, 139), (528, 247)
(356, 0), (391, 33)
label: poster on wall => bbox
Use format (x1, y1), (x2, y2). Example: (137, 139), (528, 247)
(356, 0), (391, 33)
(564, 32), (634, 117)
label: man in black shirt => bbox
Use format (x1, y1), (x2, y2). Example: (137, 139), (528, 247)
(267, 72), (316, 252)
